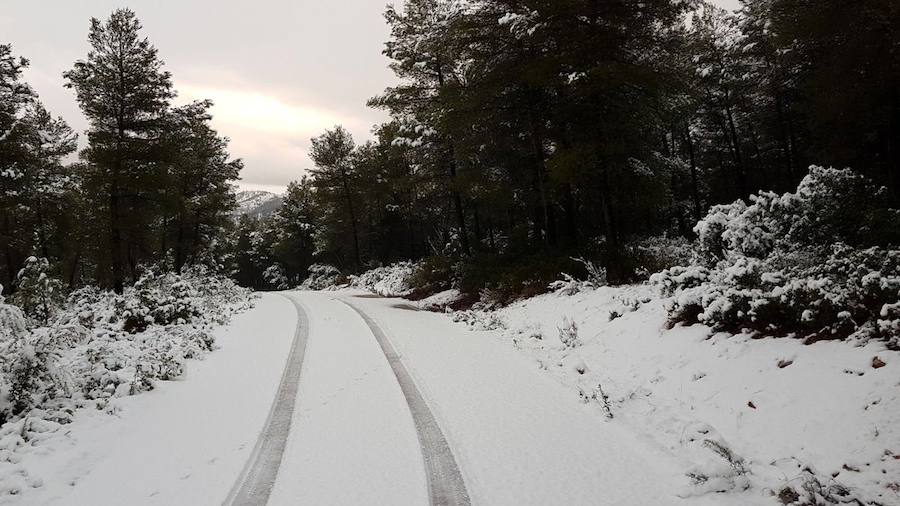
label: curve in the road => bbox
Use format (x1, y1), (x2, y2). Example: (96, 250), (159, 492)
(223, 293), (310, 506)
(341, 299), (472, 506)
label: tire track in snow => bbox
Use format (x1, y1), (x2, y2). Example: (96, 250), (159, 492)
(341, 299), (471, 506)
(223, 294), (309, 506)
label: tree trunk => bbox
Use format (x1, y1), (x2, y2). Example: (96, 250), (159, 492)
(774, 90), (796, 189)
(111, 51), (127, 294)
(436, 61), (470, 256)
(889, 89), (900, 204)
(723, 95), (748, 197)
(472, 204), (483, 252)
(683, 124), (702, 221)
(563, 183), (578, 247)
(2, 213), (17, 292)
(528, 106), (554, 248)
(174, 215), (185, 273)
(340, 169), (362, 269)
(67, 248), (82, 289)
(109, 188), (125, 293)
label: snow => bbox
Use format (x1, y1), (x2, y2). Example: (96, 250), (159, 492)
(414, 288), (462, 311)
(268, 293), (427, 504)
(2, 282), (896, 505)
(343, 292), (727, 506)
(232, 190), (282, 219)
(346, 262), (417, 296)
(482, 285), (900, 504)
(4, 293), (296, 505)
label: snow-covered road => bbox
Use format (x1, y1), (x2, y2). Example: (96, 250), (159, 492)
(21, 291), (725, 505)
(224, 295), (310, 505)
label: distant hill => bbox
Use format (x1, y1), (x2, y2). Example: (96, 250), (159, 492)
(233, 191), (283, 219)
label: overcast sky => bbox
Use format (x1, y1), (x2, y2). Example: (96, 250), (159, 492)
(2, 0), (740, 193)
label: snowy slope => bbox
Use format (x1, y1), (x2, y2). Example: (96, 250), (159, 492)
(455, 285), (900, 505)
(233, 190), (282, 219)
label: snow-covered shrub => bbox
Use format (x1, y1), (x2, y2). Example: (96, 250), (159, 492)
(557, 317), (580, 348)
(776, 471), (860, 505)
(450, 309), (506, 331)
(0, 269), (251, 432)
(9, 257), (63, 324)
(626, 236), (694, 280)
(262, 263), (290, 290)
(653, 167), (900, 345)
(119, 270), (202, 333)
(549, 257), (609, 296)
(548, 273), (588, 296)
(0, 286), (27, 342)
(572, 257), (607, 286)
(407, 255), (453, 299)
(2, 335), (70, 418)
(299, 264), (341, 290)
(679, 423), (750, 497)
(348, 262), (417, 296)
(459, 255), (578, 305)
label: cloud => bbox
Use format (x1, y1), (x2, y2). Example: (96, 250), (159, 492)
(178, 83), (361, 137)
(176, 82), (370, 192)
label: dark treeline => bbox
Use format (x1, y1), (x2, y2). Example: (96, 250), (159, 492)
(3, 1), (898, 297)
(238, 0), (899, 293)
(1, 9), (241, 294)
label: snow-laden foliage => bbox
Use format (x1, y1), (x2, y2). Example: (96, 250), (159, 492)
(652, 167), (900, 346)
(549, 257), (608, 295)
(9, 257), (63, 325)
(262, 264), (290, 291)
(299, 264), (341, 290)
(0, 266), (252, 429)
(348, 262), (418, 297)
(557, 317), (580, 348)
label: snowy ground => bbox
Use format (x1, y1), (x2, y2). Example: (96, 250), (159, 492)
(4, 294), (297, 505)
(448, 285), (900, 505)
(4, 288), (897, 505)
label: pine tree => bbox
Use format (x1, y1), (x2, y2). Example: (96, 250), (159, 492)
(309, 126), (362, 269)
(0, 44), (36, 293)
(370, 0), (473, 255)
(161, 100), (242, 272)
(10, 256), (63, 324)
(270, 178), (317, 281)
(64, 8), (175, 293)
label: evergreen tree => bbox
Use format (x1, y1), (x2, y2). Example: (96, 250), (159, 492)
(309, 126), (362, 268)
(0, 44), (35, 293)
(162, 100), (242, 272)
(270, 178), (317, 281)
(64, 8), (175, 293)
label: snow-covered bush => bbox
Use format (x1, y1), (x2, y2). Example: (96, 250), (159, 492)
(0, 286), (27, 342)
(9, 257), (63, 324)
(299, 264), (341, 290)
(626, 236), (694, 280)
(407, 255), (453, 299)
(548, 274), (588, 296)
(348, 262), (417, 297)
(119, 270), (202, 333)
(1, 332), (71, 419)
(653, 167), (900, 346)
(0, 269), (251, 432)
(548, 257), (610, 295)
(450, 309), (506, 331)
(262, 263), (290, 290)
(557, 317), (580, 348)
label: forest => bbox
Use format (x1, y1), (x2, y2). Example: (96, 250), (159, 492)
(2, 0), (899, 304)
